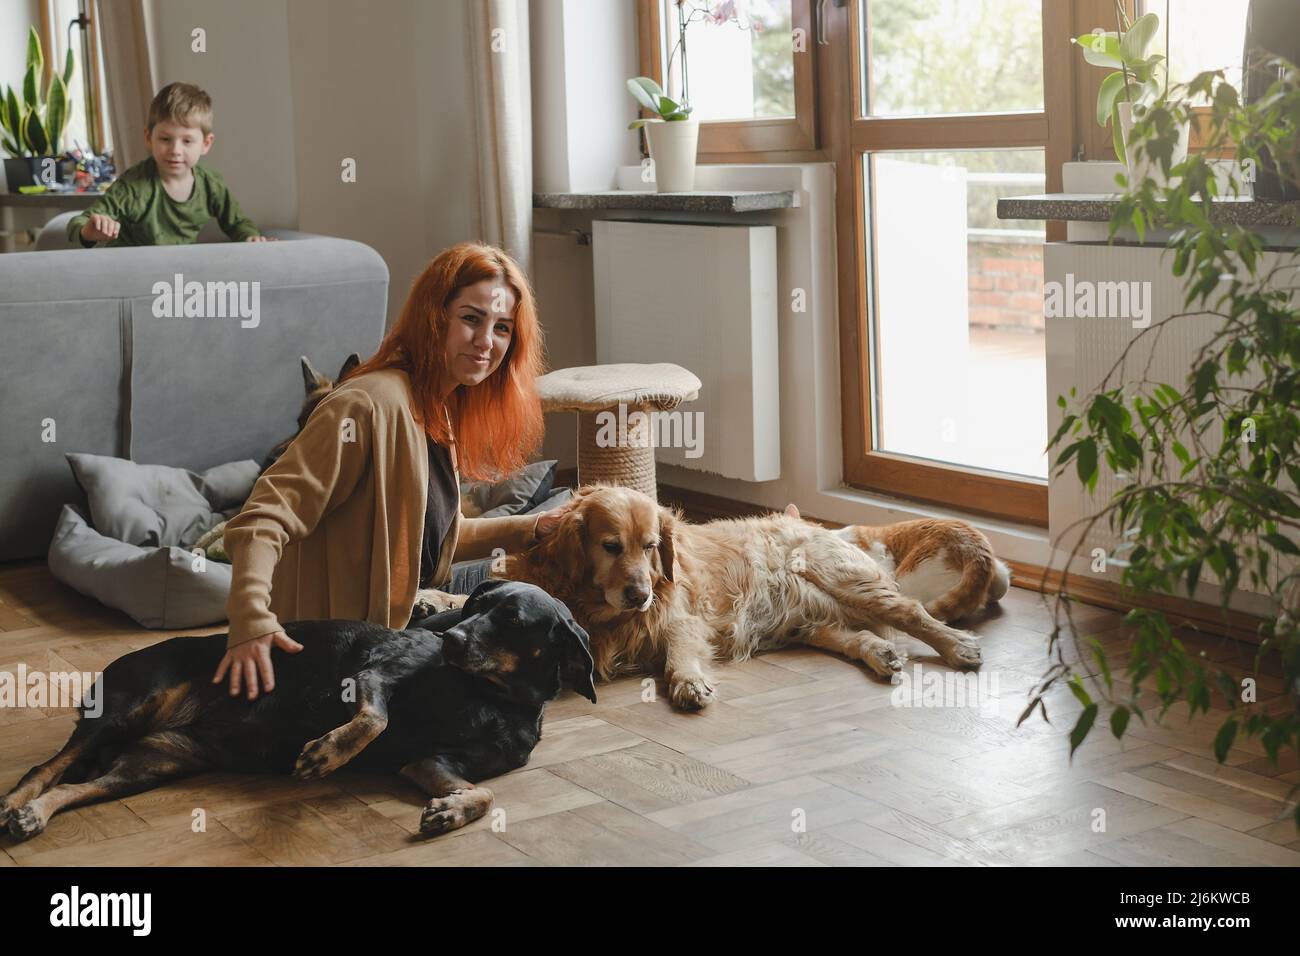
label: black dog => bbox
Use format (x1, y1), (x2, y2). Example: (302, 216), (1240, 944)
(261, 352), (361, 472)
(0, 580), (595, 841)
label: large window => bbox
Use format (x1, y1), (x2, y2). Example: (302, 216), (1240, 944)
(838, 0), (1069, 524)
(1138, 0), (1252, 98)
(635, 1), (1151, 525)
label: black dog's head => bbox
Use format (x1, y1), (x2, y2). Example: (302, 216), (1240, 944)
(440, 580), (597, 707)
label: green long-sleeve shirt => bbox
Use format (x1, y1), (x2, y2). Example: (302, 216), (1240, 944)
(66, 157), (261, 247)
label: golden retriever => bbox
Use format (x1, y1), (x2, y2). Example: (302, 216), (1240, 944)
(502, 485), (983, 710)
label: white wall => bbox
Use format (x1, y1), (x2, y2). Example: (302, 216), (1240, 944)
(530, 0), (640, 192)
(147, 0), (298, 231)
(287, 0), (486, 325)
(529, 0), (640, 466)
(144, 0), (482, 327)
(0, 0), (42, 89)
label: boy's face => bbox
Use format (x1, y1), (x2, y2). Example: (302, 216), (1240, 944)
(145, 119), (214, 174)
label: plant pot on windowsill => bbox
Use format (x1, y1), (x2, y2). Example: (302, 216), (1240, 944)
(2, 155), (68, 192)
(1117, 101), (1189, 189)
(644, 118), (700, 193)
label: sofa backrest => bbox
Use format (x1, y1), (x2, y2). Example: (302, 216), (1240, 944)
(0, 235), (389, 560)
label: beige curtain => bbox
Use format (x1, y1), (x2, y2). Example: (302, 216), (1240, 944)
(467, 0), (533, 274)
(96, 0), (156, 168)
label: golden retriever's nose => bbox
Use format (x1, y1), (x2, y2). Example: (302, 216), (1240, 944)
(623, 584), (651, 609)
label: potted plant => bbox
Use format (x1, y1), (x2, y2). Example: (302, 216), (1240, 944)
(627, 0), (767, 193)
(1073, 3), (1188, 186)
(1, 25), (74, 191)
(627, 75), (698, 193)
(1034, 62), (1300, 825)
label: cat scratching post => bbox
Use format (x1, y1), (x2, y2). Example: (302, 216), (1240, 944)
(536, 363), (701, 501)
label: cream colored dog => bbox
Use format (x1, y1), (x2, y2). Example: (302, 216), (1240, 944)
(503, 485), (982, 710)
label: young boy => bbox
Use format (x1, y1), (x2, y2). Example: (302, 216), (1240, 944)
(67, 82), (270, 247)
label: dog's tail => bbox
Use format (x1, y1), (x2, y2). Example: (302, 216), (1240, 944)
(987, 559), (1011, 604)
(927, 551), (1000, 623)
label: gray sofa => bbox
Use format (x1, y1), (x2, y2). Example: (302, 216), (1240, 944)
(0, 217), (389, 561)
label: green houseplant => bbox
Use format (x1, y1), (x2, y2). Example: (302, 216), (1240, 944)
(1031, 60), (1300, 824)
(1072, 3), (1186, 174)
(626, 74), (698, 193)
(1, 25), (74, 189)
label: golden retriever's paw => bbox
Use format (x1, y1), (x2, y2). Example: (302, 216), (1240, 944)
(862, 639), (903, 678)
(940, 633), (982, 670)
(669, 675), (717, 711)
(412, 588), (468, 618)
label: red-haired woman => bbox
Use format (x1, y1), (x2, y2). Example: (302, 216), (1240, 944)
(214, 242), (561, 699)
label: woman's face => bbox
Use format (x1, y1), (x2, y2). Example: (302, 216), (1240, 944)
(443, 278), (516, 390)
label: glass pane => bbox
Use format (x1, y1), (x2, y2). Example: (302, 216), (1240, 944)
(860, 0), (1044, 117)
(865, 149), (1047, 479)
(1137, 0), (1251, 99)
(49, 0), (93, 154)
(661, 0), (795, 121)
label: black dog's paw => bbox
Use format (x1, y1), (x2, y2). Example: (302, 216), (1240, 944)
(293, 735), (341, 780)
(419, 792), (469, 836)
(8, 804), (46, 841)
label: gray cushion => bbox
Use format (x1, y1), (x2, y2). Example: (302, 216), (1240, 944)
(521, 487), (571, 515)
(47, 504), (233, 628)
(461, 460), (558, 518)
(66, 452), (260, 549)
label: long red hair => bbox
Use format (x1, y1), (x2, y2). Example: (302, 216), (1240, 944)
(343, 242), (545, 481)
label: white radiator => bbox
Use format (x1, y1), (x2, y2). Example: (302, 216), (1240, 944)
(1045, 242), (1295, 598)
(592, 219), (780, 482)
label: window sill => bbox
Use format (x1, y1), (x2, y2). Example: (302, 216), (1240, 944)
(532, 189), (799, 213)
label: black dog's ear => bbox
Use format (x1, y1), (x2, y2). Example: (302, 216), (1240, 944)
(557, 618), (597, 703)
(337, 352), (361, 381)
(462, 578), (510, 615)
(656, 508), (677, 584)
(300, 355), (325, 393)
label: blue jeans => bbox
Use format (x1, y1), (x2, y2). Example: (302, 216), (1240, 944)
(446, 558), (496, 596)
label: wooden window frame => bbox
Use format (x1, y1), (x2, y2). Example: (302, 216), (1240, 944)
(832, 0), (1096, 527)
(635, 0), (819, 158)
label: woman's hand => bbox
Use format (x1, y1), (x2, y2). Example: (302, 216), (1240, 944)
(534, 495), (581, 539)
(212, 630), (304, 700)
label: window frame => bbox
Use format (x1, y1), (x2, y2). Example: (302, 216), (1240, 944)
(634, 0), (820, 158)
(829, 0), (1088, 527)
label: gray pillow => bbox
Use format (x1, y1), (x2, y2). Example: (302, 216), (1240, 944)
(461, 459), (558, 519)
(47, 504), (234, 628)
(522, 487), (571, 515)
(66, 453), (261, 549)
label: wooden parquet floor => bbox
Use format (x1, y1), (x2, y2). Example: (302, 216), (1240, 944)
(1, 558), (1296, 867)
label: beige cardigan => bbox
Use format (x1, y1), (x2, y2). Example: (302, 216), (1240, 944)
(222, 367), (540, 649)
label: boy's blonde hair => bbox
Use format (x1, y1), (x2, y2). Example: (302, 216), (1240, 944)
(147, 82), (213, 135)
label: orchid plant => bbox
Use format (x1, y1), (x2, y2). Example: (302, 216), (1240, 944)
(1072, 1), (1169, 165)
(627, 0), (765, 130)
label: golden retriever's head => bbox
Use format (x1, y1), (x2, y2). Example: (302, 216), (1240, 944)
(544, 484), (677, 613)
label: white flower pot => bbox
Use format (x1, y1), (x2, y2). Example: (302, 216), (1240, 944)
(645, 119), (699, 193)
(1118, 101), (1190, 189)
